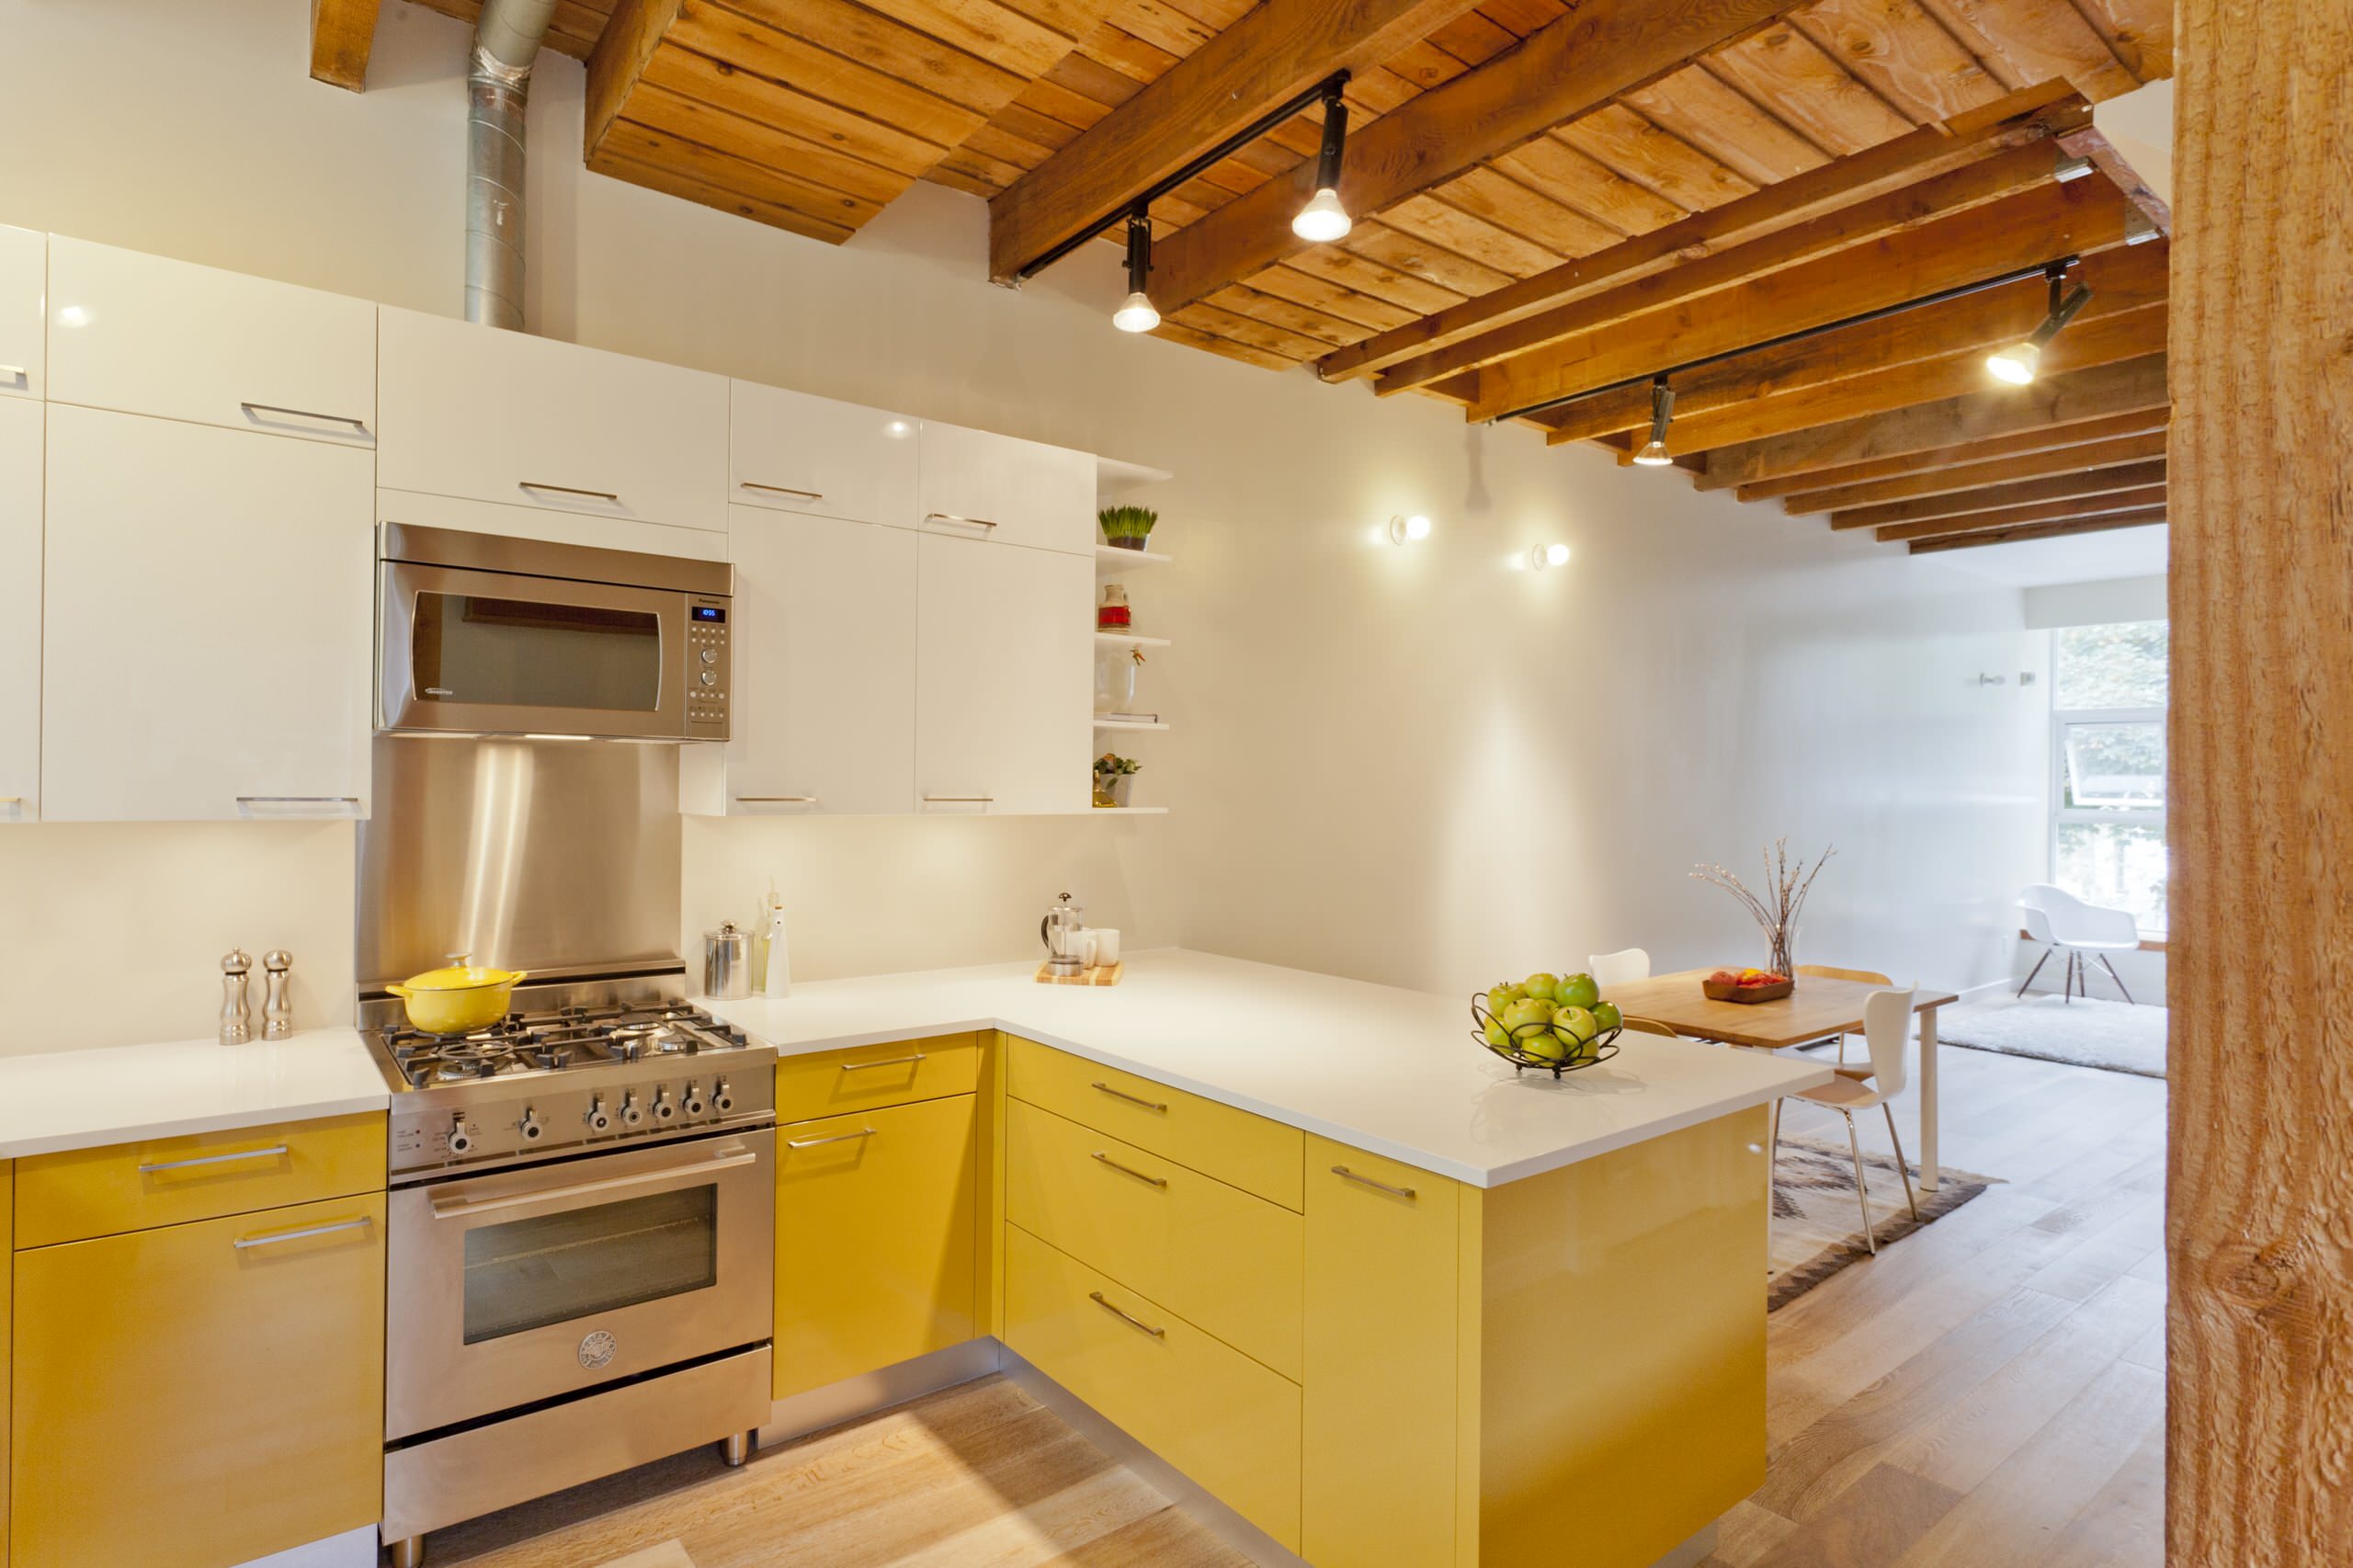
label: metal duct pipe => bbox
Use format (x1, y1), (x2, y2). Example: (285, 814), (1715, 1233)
(464, 0), (558, 330)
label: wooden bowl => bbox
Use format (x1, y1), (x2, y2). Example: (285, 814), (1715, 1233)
(1701, 976), (1794, 1004)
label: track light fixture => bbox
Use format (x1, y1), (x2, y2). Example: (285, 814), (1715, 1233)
(1291, 78), (1353, 243)
(1111, 207), (1159, 334)
(1631, 377), (1676, 466)
(1985, 262), (2093, 386)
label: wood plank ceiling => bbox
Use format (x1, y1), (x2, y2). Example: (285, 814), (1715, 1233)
(364, 0), (2175, 554)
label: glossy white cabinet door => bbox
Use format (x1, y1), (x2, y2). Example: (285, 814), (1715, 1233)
(379, 306), (728, 536)
(41, 406), (373, 822)
(0, 398), (40, 819)
(0, 224), (42, 400)
(730, 382), (918, 527)
(917, 422), (1094, 556)
(915, 535), (1091, 815)
(45, 236), (375, 445)
(710, 506), (915, 816)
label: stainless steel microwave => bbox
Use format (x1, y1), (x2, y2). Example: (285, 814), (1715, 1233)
(377, 523), (732, 742)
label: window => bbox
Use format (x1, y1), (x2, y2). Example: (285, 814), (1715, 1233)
(2050, 620), (2167, 931)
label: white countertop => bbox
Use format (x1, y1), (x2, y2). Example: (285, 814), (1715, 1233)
(705, 949), (1831, 1187)
(0, 1028), (391, 1161)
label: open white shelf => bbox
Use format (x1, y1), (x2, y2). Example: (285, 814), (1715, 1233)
(1090, 805), (1169, 815)
(1097, 455), (1174, 494)
(1094, 717), (1169, 732)
(1096, 544), (1171, 570)
(1095, 630), (1171, 648)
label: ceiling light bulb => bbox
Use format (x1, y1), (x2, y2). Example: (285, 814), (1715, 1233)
(1112, 290), (1160, 333)
(1529, 542), (1570, 570)
(1985, 340), (2040, 385)
(1632, 438), (1674, 466)
(1388, 513), (1431, 544)
(1291, 187), (1352, 243)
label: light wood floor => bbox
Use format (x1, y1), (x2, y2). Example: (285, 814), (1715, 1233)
(428, 1039), (2165, 1568)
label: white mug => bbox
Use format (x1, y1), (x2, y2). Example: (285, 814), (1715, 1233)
(1067, 928), (1098, 969)
(1090, 927), (1121, 967)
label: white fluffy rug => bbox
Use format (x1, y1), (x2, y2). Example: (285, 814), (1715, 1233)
(1938, 995), (2168, 1078)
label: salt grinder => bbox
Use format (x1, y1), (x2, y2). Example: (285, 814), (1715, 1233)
(220, 949), (254, 1045)
(262, 950), (294, 1040)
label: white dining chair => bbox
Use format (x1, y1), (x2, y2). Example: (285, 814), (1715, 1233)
(2017, 884), (2139, 1004)
(1770, 986), (1919, 1255)
(1794, 964), (1893, 1062)
(1589, 948), (1650, 988)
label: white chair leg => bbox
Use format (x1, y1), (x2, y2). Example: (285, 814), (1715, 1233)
(1844, 1109), (1874, 1255)
(1881, 1101), (1920, 1221)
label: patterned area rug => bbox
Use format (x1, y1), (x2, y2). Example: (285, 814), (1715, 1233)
(1938, 995), (2168, 1079)
(1768, 1134), (1995, 1311)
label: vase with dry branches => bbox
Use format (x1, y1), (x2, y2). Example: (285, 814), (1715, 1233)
(1691, 840), (1836, 980)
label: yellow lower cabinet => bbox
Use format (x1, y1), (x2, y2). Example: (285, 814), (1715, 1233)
(1, 1160), (10, 1568)
(774, 1094), (979, 1400)
(1005, 1224), (1302, 1551)
(11, 1193), (387, 1568)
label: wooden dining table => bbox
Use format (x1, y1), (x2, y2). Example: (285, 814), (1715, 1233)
(1602, 969), (1961, 1190)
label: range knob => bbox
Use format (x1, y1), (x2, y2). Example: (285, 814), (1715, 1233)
(518, 1107), (544, 1142)
(699, 648), (718, 665)
(652, 1088), (677, 1122)
(682, 1081), (708, 1117)
(446, 1113), (472, 1155)
(585, 1096), (613, 1133)
(712, 1077), (735, 1114)
(620, 1092), (645, 1127)
(698, 670), (718, 687)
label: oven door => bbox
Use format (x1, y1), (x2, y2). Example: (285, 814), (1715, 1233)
(385, 1129), (773, 1441)
(380, 559), (689, 739)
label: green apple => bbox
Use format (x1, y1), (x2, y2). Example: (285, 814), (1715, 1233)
(1501, 997), (1554, 1034)
(1555, 971), (1600, 1009)
(1483, 1019), (1510, 1049)
(1590, 1001), (1623, 1034)
(1552, 1005), (1598, 1045)
(1486, 983), (1521, 1015)
(1518, 1031), (1568, 1062)
(1522, 972), (1559, 1002)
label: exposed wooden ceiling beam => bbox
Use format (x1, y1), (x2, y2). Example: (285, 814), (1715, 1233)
(1832, 457), (2167, 529)
(310, 0), (381, 92)
(1142, 0), (1812, 318)
(1906, 504), (2168, 552)
(1874, 484), (2168, 541)
(1782, 429), (2168, 513)
(984, 0), (1491, 284)
(1313, 83), (2084, 384)
(586, 0), (685, 156)
(1695, 352), (2169, 489)
(1936, 0), (2145, 101)
(2059, 123), (2173, 239)
(1529, 240), (2166, 444)
(1731, 408), (2169, 502)
(1643, 300), (2166, 454)
(1468, 176), (2135, 424)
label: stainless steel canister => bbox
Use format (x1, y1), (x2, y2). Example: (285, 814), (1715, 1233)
(701, 921), (752, 1000)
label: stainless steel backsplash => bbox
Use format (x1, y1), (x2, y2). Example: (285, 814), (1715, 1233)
(358, 738), (681, 986)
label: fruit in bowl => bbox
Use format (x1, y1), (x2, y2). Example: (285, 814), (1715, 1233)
(1708, 967), (1790, 988)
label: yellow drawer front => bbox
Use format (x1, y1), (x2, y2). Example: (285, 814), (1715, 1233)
(1005, 1224), (1302, 1551)
(1, 1161), (10, 1568)
(1007, 1036), (1303, 1210)
(775, 1033), (980, 1125)
(11, 1194), (387, 1568)
(1005, 1098), (1302, 1381)
(14, 1112), (386, 1248)
(775, 1095), (979, 1401)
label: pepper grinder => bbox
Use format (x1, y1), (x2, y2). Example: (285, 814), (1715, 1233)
(220, 949), (254, 1045)
(262, 950), (294, 1040)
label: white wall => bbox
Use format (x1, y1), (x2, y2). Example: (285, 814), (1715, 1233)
(0, 0), (2049, 1046)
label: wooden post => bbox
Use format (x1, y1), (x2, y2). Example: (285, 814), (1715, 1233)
(2170, 2), (2353, 1562)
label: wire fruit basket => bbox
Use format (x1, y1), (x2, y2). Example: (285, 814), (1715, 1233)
(1470, 994), (1621, 1078)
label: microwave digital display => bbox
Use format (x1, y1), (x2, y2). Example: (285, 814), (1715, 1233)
(691, 606), (727, 623)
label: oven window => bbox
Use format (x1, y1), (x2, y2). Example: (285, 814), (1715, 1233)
(412, 592), (663, 712)
(460, 1186), (717, 1344)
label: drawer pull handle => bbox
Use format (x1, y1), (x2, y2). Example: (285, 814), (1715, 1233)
(0, 796), (21, 805)
(741, 482), (824, 500)
(236, 795), (361, 807)
(139, 1143), (290, 1175)
(519, 481), (622, 503)
(1089, 1291), (1166, 1338)
(1332, 1165), (1417, 1200)
(1092, 1152), (1167, 1188)
(0, 365), (26, 381)
(922, 795), (995, 804)
(735, 796), (818, 804)
(1090, 1082), (1168, 1114)
(787, 1128), (878, 1151)
(239, 401), (369, 431)
(840, 1053), (926, 1072)
(232, 1216), (373, 1251)
(925, 511), (1000, 530)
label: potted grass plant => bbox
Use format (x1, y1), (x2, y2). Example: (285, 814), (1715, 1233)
(1093, 752), (1142, 807)
(1098, 505), (1159, 551)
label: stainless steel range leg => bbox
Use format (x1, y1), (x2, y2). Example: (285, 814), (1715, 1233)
(722, 1429), (755, 1467)
(389, 1537), (426, 1568)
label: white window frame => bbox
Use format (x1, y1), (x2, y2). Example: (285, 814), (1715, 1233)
(2048, 633), (2166, 931)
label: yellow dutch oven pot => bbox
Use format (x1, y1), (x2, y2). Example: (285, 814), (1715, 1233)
(386, 956), (528, 1035)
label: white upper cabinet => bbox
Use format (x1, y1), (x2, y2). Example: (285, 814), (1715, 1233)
(917, 422), (1094, 556)
(0, 398), (40, 819)
(379, 306), (728, 537)
(0, 224), (43, 400)
(686, 506), (917, 817)
(42, 405), (373, 822)
(45, 236), (375, 444)
(915, 532), (1091, 815)
(731, 382), (918, 527)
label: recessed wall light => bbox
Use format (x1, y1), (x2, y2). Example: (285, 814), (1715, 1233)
(55, 304), (90, 327)
(1388, 513), (1432, 545)
(1529, 542), (1570, 570)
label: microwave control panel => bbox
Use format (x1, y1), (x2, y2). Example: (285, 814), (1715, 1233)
(686, 597), (732, 739)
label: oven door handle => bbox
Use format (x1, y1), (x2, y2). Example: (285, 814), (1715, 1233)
(427, 1145), (758, 1220)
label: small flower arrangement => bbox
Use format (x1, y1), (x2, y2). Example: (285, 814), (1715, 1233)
(1093, 752), (1142, 807)
(1098, 505), (1158, 550)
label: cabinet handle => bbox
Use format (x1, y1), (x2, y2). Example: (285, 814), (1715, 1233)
(0, 796), (21, 805)
(232, 1216), (374, 1251)
(432, 1146), (757, 1217)
(1091, 1082), (1168, 1114)
(839, 1053), (926, 1071)
(1089, 1291), (1166, 1338)
(239, 401), (369, 432)
(140, 1143), (290, 1175)
(786, 1128), (877, 1151)
(0, 365), (25, 381)
(237, 795), (360, 803)
(924, 512), (1000, 530)
(519, 481), (622, 503)
(735, 796), (818, 804)
(922, 795), (995, 805)
(1332, 1165), (1417, 1200)
(1091, 1152), (1168, 1188)
(741, 482), (824, 500)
